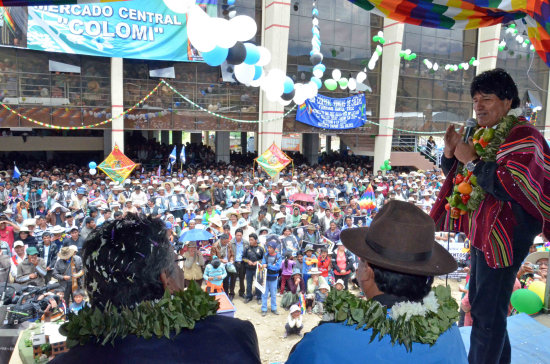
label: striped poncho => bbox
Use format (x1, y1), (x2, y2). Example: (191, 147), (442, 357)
(431, 124), (550, 269)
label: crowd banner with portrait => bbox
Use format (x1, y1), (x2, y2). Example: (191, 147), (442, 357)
(295, 93), (366, 130)
(1, 0), (217, 62)
(253, 264), (266, 294)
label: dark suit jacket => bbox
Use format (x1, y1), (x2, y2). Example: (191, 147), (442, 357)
(50, 315), (260, 364)
(37, 243), (59, 269)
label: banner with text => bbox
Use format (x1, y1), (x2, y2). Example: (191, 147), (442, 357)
(295, 93), (366, 130)
(26, 0), (217, 62)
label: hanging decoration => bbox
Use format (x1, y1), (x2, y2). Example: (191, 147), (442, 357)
(323, 32), (383, 92)
(0, 81), (163, 130)
(98, 145), (138, 184)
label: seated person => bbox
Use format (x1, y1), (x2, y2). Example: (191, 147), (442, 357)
(284, 304), (303, 338)
(15, 247), (47, 286)
(287, 201), (467, 363)
(517, 250), (548, 286)
(52, 213), (260, 364)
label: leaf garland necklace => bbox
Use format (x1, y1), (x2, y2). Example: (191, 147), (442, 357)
(59, 282), (219, 348)
(322, 285), (459, 352)
(445, 114), (526, 217)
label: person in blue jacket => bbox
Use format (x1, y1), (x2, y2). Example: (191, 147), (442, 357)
(261, 236), (282, 316)
(287, 201), (468, 364)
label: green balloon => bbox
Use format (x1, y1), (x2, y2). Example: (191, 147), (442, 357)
(324, 79), (337, 91)
(338, 78), (348, 88)
(380, 165), (386, 171)
(410, 53), (417, 60)
(384, 159), (390, 166)
(387, 165), (392, 170)
(511, 289), (543, 315)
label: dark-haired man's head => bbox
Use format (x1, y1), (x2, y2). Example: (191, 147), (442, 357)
(470, 68), (519, 128)
(82, 213), (184, 309)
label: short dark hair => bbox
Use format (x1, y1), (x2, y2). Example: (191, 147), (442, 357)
(235, 228), (243, 235)
(82, 214), (175, 309)
(371, 264), (434, 302)
(219, 233), (229, 240)
(470, 68), (520, 108)
(85, 217), (95, 225)
(248, 233), (258, 241)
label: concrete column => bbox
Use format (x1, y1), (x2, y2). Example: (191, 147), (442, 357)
(373, 18), (404, 174)
(103, 129), (112, 158)
(257, 0), (291, 154)
(476, 25), (501, 75)
(161, 131), (170, 145)
(190, 132), (202, 144)
(111, 57), (124, 152)
(325, 135), (331, 152)
(147, 130), (155, 140)
(339, 138), (347, 152)
(241, 132), (248, 153)
(302, 133), (319, 165)
(215, 131), (230, 163)
(172, 130), (183, 145)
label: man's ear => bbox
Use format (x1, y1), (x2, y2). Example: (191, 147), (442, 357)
(159, 271), (170, 291)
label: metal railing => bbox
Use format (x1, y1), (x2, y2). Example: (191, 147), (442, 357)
(391, 135), (443, 168)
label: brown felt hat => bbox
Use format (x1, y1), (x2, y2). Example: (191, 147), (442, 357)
(340, 200), (456, 276)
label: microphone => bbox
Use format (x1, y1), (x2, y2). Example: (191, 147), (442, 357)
(463, 118), (478, 143)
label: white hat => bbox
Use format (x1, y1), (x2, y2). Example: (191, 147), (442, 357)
(68, 245), (78, 252)
(275, 212), (285, 220)
(23, 218), (36, 226)
(335, 279), (345, 287)
(51, 225), (65, 234)
(76, 178), (82, 183)
(289, 304), (301, 314)
(309, 267), (321, 275)
(13, 240), (24, 248)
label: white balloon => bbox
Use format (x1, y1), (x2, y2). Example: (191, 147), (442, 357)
(304, 81), (318, 99)
(234, 63), (256, 84)
(89, 168), (97, 175)
(356, 71), (367, 83)
(293, 84), (307, 105)
(279, 98), (292, 106)
(230, 15), (257, 42)
(256, 47), (271, 67)
(313, 69), (324, 78)
(187, 7), (216, 52)
(332, 69), (341, 81)
(262, 69), (285, 96)
(433, 63), (439, 71)
(312, 18), (319, 26)
(265, 88), (281, 102)
(212, 17), (236, 48)
(163, 0), (195, 13)
(250, 74), (264, 87)
(348, 78), (357, 91)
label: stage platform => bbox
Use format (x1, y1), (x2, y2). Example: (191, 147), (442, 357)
(460, 313), (550, 364)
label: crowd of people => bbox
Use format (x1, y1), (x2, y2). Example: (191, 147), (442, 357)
(0, 154), (449, 315)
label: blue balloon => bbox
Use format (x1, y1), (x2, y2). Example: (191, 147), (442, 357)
(311, 77), (322, 89)
(243, 43), (261, 65)
(312, 8), (319, 16)
(283, 77), (295, 94)
(88, 161), (97, 169)
(228, 0), (235, 4)
(253, 66), (263, 80)
(37, 189), (42, 195)
(202, 46), (229, 67)
(313, 64), (326, 73)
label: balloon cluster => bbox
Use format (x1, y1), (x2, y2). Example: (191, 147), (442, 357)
(263, 1), (324, 106)
(502, 24), (535, 51)
(510, 281), (546, 315)
(88, 161), (97, 176)
(399, 49), (417, 61)
(379, 159), (391, 171)
(323, 32), (383, 92)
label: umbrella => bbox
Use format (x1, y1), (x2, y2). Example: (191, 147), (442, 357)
(290, 193), (315, 203)
(178, 229), (214, 242)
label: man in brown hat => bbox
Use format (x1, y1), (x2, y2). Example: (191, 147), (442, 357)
(287, 201), (467, 363)
(53, 246), (84, 302)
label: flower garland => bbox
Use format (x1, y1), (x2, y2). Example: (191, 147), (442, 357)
(445, 113), (527, 217)
(59, 282), (218, 348)
(322, 285), (459, 352)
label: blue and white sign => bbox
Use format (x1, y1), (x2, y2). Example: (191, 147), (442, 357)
(295, 93), (367, 130)
(26, 0), (217, 62)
